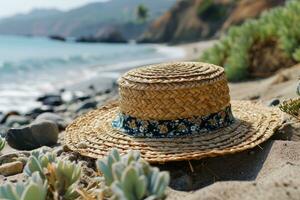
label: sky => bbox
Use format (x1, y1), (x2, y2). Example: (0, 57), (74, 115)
(0, 0), (109, 18)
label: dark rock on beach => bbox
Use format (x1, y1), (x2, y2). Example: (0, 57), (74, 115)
(75, 100), (97, 113)
(268, 98), (280, 107)
(6, 120), (59, 150)
(5, 115), (30, 128)
(49, 35), (66, 42)
(0, 111), (20, 124)
(25, 105), (54, 118)
(35, 112), (68, 130)
(37, 94), (63, 106)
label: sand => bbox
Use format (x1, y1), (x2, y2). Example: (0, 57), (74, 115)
(1, 40), (300, 199)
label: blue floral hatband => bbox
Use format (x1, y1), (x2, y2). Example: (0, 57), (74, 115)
(112, 105), (235, 138)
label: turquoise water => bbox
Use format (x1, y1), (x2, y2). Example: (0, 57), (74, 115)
(0, 35), (184, 113)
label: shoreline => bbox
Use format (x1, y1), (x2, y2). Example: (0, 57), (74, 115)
(63, 40), (217, 94)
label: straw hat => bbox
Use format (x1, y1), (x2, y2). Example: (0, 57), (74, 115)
(65, 62), (283, 163)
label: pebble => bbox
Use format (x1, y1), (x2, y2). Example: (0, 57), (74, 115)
(268, 98), (280, 107)
(5, 115), (30, 128)
(75, 100), (97, 113)
(37, 94), (63, 106)
(0, 161), (23, 176)
(6, 120), (59, 150)
(35, 112), (67, 130)
(26, 106), (54, 118)
(0, 111), (20, 124)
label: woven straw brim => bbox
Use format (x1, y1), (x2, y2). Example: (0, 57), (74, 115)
(65, 100), (283, 163)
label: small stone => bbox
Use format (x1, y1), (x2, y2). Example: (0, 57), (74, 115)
(25, 106), (54, 118)
(35, 112), (67, 130)
(0, 111), (20, 124)
(0, 161), (23, 176)
(37, 94), (63, 106)
(75, 100), (97, 113)
(268, 98), (280, 107)
(6, 120), (59, 150)
(5, 115), (30, 128)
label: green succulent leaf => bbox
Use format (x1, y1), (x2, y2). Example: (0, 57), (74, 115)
(97, 160), (114, 186)
(24, 156), (44, 178)
(96, 149), (169, 200)
(20, 182), (47, 200)
(0, 183), (20, 199)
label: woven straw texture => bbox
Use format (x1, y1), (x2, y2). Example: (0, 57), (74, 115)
(119, 62), (230, 120)
(64, 62), (283, 163)
(65, 101), (283, 163)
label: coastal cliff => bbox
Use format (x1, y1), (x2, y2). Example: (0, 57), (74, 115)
(138, 0), (285, 44)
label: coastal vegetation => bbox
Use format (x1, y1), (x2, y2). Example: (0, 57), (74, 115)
(136, 4), (149, 23)
(138, 0), (283, 43)
(280, 82), (300, 120)
(0, 148), (169, 200)
(201, 0), (300, 81)
(96, 149), (170, 200)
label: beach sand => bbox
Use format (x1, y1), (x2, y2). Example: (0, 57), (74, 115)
(1, 40), (300, 199)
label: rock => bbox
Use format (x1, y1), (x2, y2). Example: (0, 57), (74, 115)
(0, 111), (20, 124)
(35, 112), (67, 130)
(297, 81), (300, 95)
(25, 106), (54, 118)
(54, 105), (68, 113)
(76, 28), (127, 43)
(0, 125), (8, 137)
(76, 95), (92, 102)
(42, 96), (63, 106)
(75, 100), (97, 113)
(5, 115), (30, 128)
(0, 152), (30, 165)
(49, 35), (66, 42)
(6, 120), (59, 150)
(37, 94), (63, 106)
(0, 161), (23, 176)
(268, 98), (280, 106)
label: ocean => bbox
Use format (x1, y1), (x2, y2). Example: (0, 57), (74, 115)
(0, 35), (184, 113)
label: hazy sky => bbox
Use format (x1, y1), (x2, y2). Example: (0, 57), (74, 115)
(0, 0), (108, 18)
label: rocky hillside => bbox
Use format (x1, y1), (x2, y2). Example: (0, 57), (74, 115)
(0, 0), (176, 40)
(138, 0), (285, 44)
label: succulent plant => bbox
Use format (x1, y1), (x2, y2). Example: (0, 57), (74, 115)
(24, 147), (57, 178)
(46, 159), (82, 199)
(23, 148), (82, 199)
(96, 149), (170, 200)
(0, 137), (5, 151)
(0, 172), (47, 200)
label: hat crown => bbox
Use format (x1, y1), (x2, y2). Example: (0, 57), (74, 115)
(118, 62), (230, 120)
(119, 62), (225, 89)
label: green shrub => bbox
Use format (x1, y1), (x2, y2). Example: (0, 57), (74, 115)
(96, 149), (170, 200)
(197, 0), (229, 21)
(201, 0), (300, 81)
